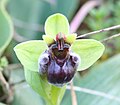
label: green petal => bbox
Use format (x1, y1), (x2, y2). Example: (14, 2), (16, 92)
(45, 13), (69, 39)
(65, 33), (77, 44)
(71, 39), (105, 71)
(14, 40), (47, 72)
(43, 35), (55, 46)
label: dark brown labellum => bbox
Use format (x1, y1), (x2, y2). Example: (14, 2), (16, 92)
(38, 51), (80, 87)
(47, 54), (79, 87)
(38, 33), (80, 87)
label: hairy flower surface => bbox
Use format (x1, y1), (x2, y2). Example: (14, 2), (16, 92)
(38, 33), (80, 86)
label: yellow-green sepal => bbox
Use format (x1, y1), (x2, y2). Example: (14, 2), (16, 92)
(71, 39), (105, 71)
(42, 35), (55, 46)
(65, 33), (77, 45)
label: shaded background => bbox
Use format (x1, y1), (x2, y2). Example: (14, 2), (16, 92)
(1, 0), (120, 105)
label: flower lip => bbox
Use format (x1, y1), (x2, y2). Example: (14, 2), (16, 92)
(70, 52), (81, 64)
(39, 53), (49, 64)
(47, 52), (80, 87)
(38, 44), (80, 87)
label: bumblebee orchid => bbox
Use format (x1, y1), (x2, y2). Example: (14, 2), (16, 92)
(14, 13), (105, 105)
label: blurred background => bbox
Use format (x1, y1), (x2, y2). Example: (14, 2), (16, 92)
(1, 0), (120, 105)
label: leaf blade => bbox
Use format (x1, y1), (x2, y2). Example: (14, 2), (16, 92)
(0, 0), (13, 56)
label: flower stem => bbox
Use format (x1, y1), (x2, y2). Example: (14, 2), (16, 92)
(70, 81), (77, 105)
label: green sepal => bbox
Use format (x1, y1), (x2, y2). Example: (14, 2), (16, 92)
(14, 40), (47, 72)
(45, 13), (70, 39)
(71, 39), (105, 71)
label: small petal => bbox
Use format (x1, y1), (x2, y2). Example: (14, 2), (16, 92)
(65, 33), (77, 45)
(42, 35), (55, 46)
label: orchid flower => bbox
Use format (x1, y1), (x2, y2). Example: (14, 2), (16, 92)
(14, 13), (105, 105)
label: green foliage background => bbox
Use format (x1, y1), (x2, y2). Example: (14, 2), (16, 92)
(0, 0), (120, 105)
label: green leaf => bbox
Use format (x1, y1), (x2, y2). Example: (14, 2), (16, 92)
(12, 82), (44, 105)
(0, 103), (6, 105)
(9, 68), (25, 84)
(14, 40), (47, 72)
(8, 0), (79, 40)
(62, 54), (120, 105)
(45, 13), (69, 38)
(0, 0), (13, 56)
(25, 69), (66, 105)
(71, 39), (105, 71)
